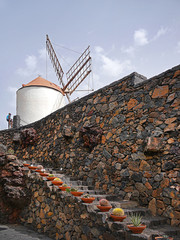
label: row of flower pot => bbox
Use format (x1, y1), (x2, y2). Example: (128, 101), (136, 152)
(23, 163), (174, 238)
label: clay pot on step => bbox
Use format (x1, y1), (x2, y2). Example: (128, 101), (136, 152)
(81, 197), (95, 203)
(59, 186), (70, 191)
(97, 205), (112, 212)
(28, 166), (37, 170)
(23, 163), (30, 167)
(52, 180), (63, 186)
(40, 172), (49, 177)
(110, 214), (127, 222)
(46, 176), (56, 181)
(71, 191), (83, 197)
(127, 224), (146, 234)
(155, 237), (173, 240)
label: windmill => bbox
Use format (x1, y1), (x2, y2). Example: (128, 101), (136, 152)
(46, 35), (92, 103)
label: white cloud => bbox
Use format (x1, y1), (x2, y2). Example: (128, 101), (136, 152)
(25, 55), (37, 70)
(121, 46), (135, 56)
(177, 41), (180, 53)
(94, 46), (133, 80)
(39, 48), (46, 60)
(101, 55), (132, 77)
(16, 55), (38, 77)
(134, 29), (148, 46)
(152, 27), (168, 41)
(95, 46), (104, 53)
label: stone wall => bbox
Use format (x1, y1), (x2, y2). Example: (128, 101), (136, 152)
(20, 172), (124, 240)
(0, 65), (179, 226)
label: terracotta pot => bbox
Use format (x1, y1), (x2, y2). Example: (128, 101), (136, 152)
(127, 224), (146, 234)
(97, 205), (112, 212)
(46, 176), (56, 181)
(71, 191), (83, 197)
(23, 163), (30, 167)
(28, 166), (37, 170)
(110, 214), (127, 222)
(35, 169), (42, 173)
(40, 172), (49, 177)
(81, 197), (95, 203)
(59, 186), (70, 191)
(155, 237), (173, 240)
(52, 180), (63, 186)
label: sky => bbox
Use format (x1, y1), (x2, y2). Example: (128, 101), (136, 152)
(0, 0), (180, 130)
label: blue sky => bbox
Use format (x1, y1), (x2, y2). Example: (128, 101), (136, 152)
(0, 0), (180, 130)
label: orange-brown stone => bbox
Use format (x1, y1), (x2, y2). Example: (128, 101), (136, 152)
(106, 132), (113, 140)
(151, 85), (169, 98)
(144, 172), (152, 178)
(145, 137), (162, 152)
(124, 186), (134, 192)
(165, 117), (177, 125)
(145, 182), (152, 190)
(148, 198), (156, 216)
(167, 138), (174, 144)
(39, 209), (45, 219)
(173, 69), (180, 78)
(164, 123), (176, 132)
(152, 188), (162, 198)
(157, 200), (165, 209)
(127, 98), (138, 110)
(139, 160), (150, 171)
(47, 212), (53, 217)
(101, 135), (106, 144)
(160, 178), (169, 188)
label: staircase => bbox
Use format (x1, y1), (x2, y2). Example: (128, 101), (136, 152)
(24, 163), (180, 240)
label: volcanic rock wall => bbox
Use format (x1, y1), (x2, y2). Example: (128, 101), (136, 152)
(0, 65), (179, 226)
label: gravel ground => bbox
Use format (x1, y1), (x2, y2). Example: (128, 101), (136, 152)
(0, 224), (53, 240)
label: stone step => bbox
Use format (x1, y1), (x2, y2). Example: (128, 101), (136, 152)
(151, 224), (180, 237)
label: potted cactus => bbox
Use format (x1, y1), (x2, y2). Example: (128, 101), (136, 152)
(40, 169), (49, 176)
(66, 187), (83, 197)
(35, 165), (44, 173)
(81, 194), (95, 203)
(46, 174), (56, 181)
(97, 199), (112, 212)
(110, 208), (127, 222)
(52, 178), (63, 185)
(127, 213), (146, 234)
(59, 184), (71, 191)
(23, 161), (30, 167)
(28, 164), (37, 170)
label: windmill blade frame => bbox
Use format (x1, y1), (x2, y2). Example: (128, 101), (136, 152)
(64, 46), (92, 95)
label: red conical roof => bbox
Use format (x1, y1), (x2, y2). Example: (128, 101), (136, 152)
(22, 76), (64, 95)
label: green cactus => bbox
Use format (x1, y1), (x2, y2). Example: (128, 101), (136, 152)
(112, 208), (124, 216)
(83, 194), (90, 198)
(129, 213), (142, 227)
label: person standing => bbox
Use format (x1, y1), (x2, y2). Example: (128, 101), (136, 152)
(6, 113), (12, 129)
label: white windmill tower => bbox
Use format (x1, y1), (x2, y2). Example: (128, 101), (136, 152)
(15, 35), (92, 127)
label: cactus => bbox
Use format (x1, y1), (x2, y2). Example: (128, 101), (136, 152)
(37, 165), (43, 170)
(112, 208), (124, 216)
(70, 188), (77, 192)
(54, 178), (62, 181)
(83, 194), (90, 198)
(62, 184), (67, 187)
(129, 213), (142, 227)
(99, 199), (110, 206)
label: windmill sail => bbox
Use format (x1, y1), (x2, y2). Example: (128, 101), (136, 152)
(64, 46), (91, 95)
(46, 34), (92, 102)
(46, 35), (70, 102)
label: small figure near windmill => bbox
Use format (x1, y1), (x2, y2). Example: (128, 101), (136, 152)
(6, 113), (13, 129)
